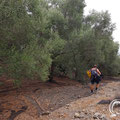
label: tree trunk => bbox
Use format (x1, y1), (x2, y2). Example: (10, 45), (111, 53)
(48, 62), (54, 82)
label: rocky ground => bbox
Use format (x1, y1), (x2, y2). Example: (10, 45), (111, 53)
(0, 76), (120, 120)
(39, 80), (120, 120)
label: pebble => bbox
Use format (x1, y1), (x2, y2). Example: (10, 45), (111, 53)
(93, 112), (101, 119)
(42, 111), (50, 115)
(93, 113), (109, 120)
(74, 112), (81, 118)
(100, 114), (109, 120)
(77, 95), (81, 98)
(50, 108), (53, 110)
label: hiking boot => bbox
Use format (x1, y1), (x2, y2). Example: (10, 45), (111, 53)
(91, 90), (93, 93)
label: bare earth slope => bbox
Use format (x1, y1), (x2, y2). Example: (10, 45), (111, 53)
(0, 76), (120, 120)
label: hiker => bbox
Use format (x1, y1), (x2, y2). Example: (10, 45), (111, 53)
(90, 64), (101, 93)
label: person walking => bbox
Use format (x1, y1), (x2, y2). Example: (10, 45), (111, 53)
(90, 64), (101, 93)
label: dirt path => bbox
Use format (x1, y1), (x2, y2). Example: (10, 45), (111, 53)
(39, 80), (120, 120)
(0, 76), (119, 120)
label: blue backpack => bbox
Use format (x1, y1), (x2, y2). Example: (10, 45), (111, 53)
(91, 70), (98, 78)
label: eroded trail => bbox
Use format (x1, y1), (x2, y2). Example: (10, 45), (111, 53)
(0, 76), (119, 120)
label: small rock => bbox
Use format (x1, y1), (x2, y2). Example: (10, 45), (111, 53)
(93, 112), (101, 119)
(66, 104), (70, 109)
(42, 111), (50, 115)
(50, 108), (53, 110)
(74, 112), (85, 119)
(66, 107), (69, 109)
(59, 114), (65, 118)
(74, 112), (81, 118)
(100, 114), (106, 118)
(79, 114), (84, 118)
(100, 114), (108, 120)
(66, 104), (70, 107)
(77, 95), (81, 98)
(82, 109), (86, 112)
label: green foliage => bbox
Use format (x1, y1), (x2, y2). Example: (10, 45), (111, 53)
(5, 40), (52, 81)
(0, 0), (120, 86)
(46, 32), (66, 57)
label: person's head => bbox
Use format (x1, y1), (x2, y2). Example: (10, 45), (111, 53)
(94, 64), (97, 68)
